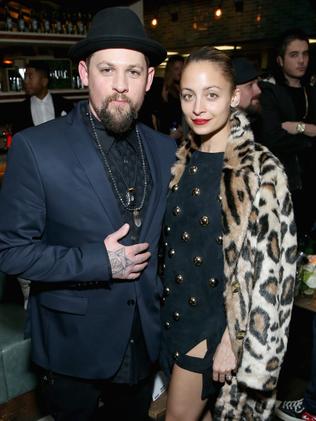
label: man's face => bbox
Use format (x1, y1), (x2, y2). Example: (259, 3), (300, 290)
(79, 48), (154, 134)
(238, 79), (261, 114)
(278, 39), (309, 81)
(24, 67), (48, 97)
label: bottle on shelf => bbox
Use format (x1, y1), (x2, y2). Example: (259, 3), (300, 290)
(60, 12), (67, 34)
(76, 12), (84, 35)
(71, 12), (78, 35)
(4, 5), (13, 31)
(52, 11), (62, 34)
(41, 10), (51, 33)
(66, 12), (73, 34)
(86, 12), (92, 32)
(29, 8), (39, 32)
(17, 7), (26, 32)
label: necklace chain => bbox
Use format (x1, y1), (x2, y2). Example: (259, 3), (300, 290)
(88, 111), (148, 212)
(303, 87), (309, 120)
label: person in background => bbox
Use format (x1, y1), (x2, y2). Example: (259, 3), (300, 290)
(155, 54), (185, 143)
(159, 46), (297, 421)
(232, 57), (262, 124)
(13, 61), (74, 307)
(12, 60), (73, 134)
(260, 28), (316, 249)
(0, 7), (176, 421)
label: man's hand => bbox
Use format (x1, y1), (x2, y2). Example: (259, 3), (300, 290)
(104, 224), (151, 280)
(282, 121), (316, 137)
(281, 121), (299, 135)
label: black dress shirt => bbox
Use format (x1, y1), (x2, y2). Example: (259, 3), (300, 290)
(82, 102), (153, 384)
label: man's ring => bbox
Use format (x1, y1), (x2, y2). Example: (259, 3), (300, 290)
(226, 374), (232, 381)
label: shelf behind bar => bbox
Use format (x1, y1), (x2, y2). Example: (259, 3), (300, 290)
(0, 89), (88, 103)
(0, 31), (84, 46)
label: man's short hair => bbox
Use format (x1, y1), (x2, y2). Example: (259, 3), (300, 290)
(277, 28), (309, 59)
(26, 61), (50, 80)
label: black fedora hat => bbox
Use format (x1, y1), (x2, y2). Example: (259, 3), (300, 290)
(232, 57), (260, 85)
(69, 7), (167, 67)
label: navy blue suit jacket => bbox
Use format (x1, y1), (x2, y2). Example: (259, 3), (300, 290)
(0, 101), (176, 379)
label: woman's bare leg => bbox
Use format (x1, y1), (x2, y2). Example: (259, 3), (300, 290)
(165, 340), (213, 421)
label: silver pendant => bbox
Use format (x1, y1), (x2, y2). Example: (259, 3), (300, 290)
(126, 188), (135, 206)
(133, 210), (142, 227)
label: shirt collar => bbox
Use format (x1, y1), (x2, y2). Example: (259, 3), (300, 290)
(31, 92), (52, 104)
(83, 103), (138, 153)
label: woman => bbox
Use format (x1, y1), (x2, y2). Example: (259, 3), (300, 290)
(160, 47), (297, 421)
(155, 54), (184, 142)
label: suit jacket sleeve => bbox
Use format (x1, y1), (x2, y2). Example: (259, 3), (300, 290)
(0, 133), (112, 283)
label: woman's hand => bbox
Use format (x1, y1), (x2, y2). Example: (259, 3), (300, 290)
(212, 327), (237, 383)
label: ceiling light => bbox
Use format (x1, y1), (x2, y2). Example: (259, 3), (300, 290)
(214, 7), (223, 18)
(151, 17), (158, 27)
(215, 45), (242, 51)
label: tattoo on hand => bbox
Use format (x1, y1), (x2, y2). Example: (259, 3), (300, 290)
(109, 247), (133, 277)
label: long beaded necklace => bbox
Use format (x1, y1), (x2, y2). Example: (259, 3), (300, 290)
(88, 110), (148, 227)
(302, 86), (309, 120)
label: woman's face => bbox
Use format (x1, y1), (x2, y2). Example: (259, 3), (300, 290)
(171, 60), (184, 82)
(180, 61), (239, 142)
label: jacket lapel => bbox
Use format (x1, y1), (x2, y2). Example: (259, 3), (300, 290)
(66, 105), (123, 230)
(137, 125), (163, 242)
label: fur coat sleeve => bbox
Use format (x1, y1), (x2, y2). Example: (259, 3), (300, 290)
(214, 111), (297, 420)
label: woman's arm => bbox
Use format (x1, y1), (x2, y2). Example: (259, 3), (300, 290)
(213, 327), (237, 383)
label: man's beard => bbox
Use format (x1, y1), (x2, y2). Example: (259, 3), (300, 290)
(97, 93), (138, 135)
(246, 99), (261, 116)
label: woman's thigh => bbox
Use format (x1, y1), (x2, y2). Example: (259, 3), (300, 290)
(166, 340), (211, 421)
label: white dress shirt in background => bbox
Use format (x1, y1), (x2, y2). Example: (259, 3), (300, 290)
(30, 93), (55, 126)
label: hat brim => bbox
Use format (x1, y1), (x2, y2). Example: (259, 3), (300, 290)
(236, 72), (260, 85)
(69, 35), (167, 67)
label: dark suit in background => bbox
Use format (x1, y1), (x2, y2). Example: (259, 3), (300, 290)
(12, 93), (73, 134)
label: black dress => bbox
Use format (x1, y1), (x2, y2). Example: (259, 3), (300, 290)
(160, 150), (226, 399)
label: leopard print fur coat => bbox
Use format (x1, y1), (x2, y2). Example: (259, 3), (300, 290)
(170, 110), (297, 420)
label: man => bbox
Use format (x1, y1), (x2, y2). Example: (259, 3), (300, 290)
(232, 57), (262, 137)
(12, 61), (73, 134)
(233, 56), (262, 114)
(0, 7), (175, 421)
(260, 28), (316, 248)
(260, 29), (316, 421)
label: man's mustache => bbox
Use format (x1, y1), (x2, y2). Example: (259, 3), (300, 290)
(106, 93), (132, 105)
